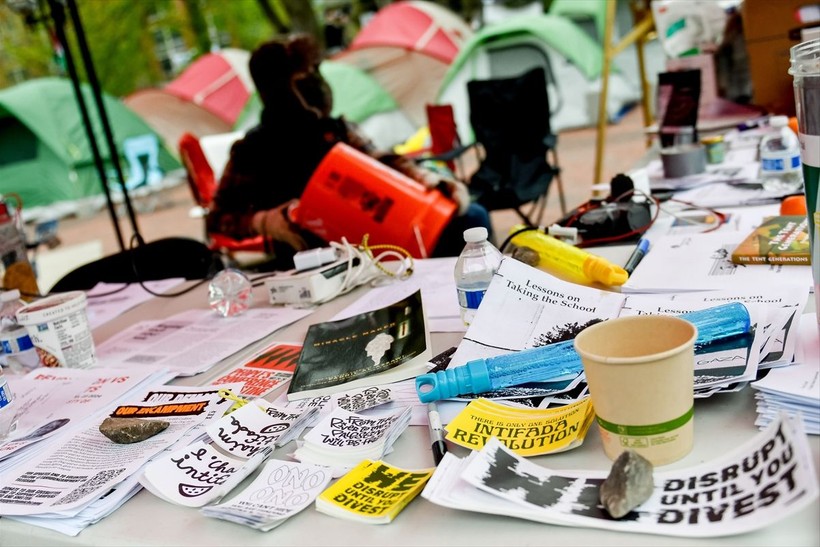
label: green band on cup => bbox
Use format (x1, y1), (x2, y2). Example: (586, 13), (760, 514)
(596, 407), (694, 436)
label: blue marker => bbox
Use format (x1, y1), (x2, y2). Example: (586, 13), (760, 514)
(624, 237), (651, 275)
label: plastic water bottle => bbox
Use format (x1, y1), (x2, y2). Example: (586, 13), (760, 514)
(0, 195), (38, 296)
(454, 227), (503, 326)
(208, 268), (253, 317)
(759, 115), (803, 193)
(0, 367), (16, 439)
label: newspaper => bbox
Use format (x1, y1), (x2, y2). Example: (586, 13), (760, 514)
(0, 367), (175, 466)
(85, 278), (186, 329)
(0, 385), (233, 516)
(422, 413), (818, 538)
(95, 307), (313, 376)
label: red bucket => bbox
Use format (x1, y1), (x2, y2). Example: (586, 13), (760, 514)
(290, 143), (457, 258)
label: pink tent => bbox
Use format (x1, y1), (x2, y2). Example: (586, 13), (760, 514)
(124, 48), (253, 153)
(123, 89), (232, 153)
(333, 1), (472, 127)
(164, 48), (254, 126)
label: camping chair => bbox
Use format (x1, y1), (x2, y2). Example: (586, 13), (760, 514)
(177, 132), (266, 254)
(466, 67), (566, 225)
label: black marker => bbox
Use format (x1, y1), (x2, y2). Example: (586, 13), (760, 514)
(427, 402), (447, 465)
(624, 237), (650, 275)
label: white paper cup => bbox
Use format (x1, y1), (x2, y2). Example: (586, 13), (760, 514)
(15, 291), (96, 369)
(574, 315), (697, 466)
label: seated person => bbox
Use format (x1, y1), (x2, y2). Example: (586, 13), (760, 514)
(206, 33), (491, 266)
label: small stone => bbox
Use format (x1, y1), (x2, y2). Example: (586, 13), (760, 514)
(511, 245), (541, 267)
(600, 450), (655, 518)
(99, 417), (169, 444)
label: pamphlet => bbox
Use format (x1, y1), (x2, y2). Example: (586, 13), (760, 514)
(731, 215), (811, 265)
(209, 342), (302, 398)
(201, 459), (332, 530)
(292, 407), (412, 475)
(316, 460), (432, 524)
(445, 397), (594, 455)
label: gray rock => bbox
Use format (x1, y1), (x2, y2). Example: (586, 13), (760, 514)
(99, 417), (169, 444)
(599, 450), (655, 518)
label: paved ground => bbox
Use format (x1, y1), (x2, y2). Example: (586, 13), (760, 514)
(36, 107), (651, 292)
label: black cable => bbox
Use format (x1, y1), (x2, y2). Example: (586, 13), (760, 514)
(499, 225), (540, 254)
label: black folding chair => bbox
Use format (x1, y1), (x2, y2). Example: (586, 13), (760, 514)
(466, 67), (566, 225)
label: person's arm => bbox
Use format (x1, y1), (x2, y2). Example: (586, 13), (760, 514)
(205, 154), (258, 240)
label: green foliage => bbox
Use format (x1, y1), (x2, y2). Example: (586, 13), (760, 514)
(0, 0), (303, 98)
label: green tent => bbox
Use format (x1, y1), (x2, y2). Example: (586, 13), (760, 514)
(0, 77), (180, 209)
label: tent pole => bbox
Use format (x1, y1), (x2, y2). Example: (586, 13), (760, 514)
(593, 0), (656, 185)
(66, 0), (144, 247)
(46, 0), (126, 252)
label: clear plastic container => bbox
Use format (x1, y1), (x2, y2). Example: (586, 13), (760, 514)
(208, 268), (253, 317)
(454, 227), (503, 326)
(759, 115), (804, 193)
(0, 290), (24, 328)
(0, 369), (16, 440)
(0, 195), (37, 297)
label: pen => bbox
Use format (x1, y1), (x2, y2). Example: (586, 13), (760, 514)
(427, 402), (447, 465)
(624, 237), (651, 275)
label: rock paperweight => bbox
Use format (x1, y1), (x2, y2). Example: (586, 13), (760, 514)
(599, 449), (655, 518)
(99, 417), (170, 444)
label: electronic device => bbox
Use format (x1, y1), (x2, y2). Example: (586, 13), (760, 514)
(554, 173), (654, 245)
(265, 255), (360, 306)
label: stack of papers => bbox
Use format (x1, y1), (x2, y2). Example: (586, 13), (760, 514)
(201, 460), (332, 530)
(0, 384), (234, 535)
(422, 414), (818, 538)
(141, 439), (268, 507)
(292, 407), (412, 476)
(141, 398), (317, 507)
(449, 258), (806, 402)
(752, 315), (820, 434)
(96, 307), (313, 377)
(621, 232), (813, 294)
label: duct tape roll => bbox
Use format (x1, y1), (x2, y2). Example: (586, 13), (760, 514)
(661, 144), (707, 178)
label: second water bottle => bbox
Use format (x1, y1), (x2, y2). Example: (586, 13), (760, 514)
(454, 227), (503, 326)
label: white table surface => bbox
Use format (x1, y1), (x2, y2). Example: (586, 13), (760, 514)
(2, 249), (818, 547)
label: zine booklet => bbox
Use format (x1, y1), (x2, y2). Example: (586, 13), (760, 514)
(201, 459), (332, 531)
(141, 400), (316, 507)
(316, 460), (432, 524)
(291, 407), (412, 476)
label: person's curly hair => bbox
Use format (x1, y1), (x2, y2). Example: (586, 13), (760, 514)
(249, 33), (331, 117)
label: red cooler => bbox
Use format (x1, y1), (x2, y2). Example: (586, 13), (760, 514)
(290, 143), (457, 258)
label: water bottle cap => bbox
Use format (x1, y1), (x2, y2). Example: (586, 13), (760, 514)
(463, 227), (488, 243)
(0, 290), (20, 303)
(770, 115), (789, 128)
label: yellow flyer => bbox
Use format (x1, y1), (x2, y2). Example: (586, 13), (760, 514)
(445, 397), (594, 456)
(316, 460), (433, 523)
